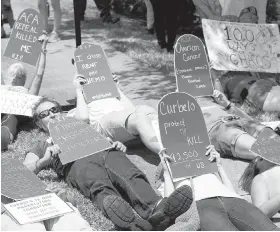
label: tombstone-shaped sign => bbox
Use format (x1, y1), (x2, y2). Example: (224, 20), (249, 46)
(1, 158), (47, 200)
(74, 43), (120, 103)
(174, 34), (214, 97)
(4, 8), (44, 66)
(158, 92), (218, 180)
(49, 116), (112, 165)
(250, 128), (280, 165)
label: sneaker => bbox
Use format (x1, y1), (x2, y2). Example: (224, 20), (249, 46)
(103, 195), (152, 231)
(148, 185), (193, 230)
(48, 31), (60, 43)
(147, 28), (154, 35)
(102, 14), (120, 24)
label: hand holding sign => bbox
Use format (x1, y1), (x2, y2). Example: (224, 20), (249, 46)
(174, 34), (214, 97)
(74, 43), (120, 103)
(4, 8), (44, 66)
(158, 92), (217, 180)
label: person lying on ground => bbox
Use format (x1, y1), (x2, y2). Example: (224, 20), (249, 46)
(1, 34), (48, 151)
(240, 157), (280, 218)
(196, 90), (280, 160)
(23, 91), (194, 230)
(216, 71), (280, 114)
(1, 187), (92, 231)
(68, 74), (163, 155)
(155, 145), (280, 231)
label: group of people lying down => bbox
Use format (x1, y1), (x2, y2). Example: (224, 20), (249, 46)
(1, 37), (280, 231)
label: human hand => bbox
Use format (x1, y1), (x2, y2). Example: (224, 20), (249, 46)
(107, 137), (127, 153)
(73, 74), (87, 91)
(205, 145), (222, 167)
(213, 90), (230, 108)
(158, 148), (172, 173)
(38, 31), (48, 49)
(42, 144), (61, 163)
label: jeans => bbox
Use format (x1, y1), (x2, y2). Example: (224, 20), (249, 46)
(93, 0), (111, 18)
(150, 0), (179, 49)
(197, 197), (280, 231)
(65, 150), (161, 220)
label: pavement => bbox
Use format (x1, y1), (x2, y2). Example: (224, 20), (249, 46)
(2, 0), (280, 227)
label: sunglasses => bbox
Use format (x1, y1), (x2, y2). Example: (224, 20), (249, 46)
(38, 106), (61, 119)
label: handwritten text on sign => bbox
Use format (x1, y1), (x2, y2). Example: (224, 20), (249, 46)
(0, 89), (42, 117)
(74, 43), (119, 103)
(174, 34), (213, 97)
(158, 92), (217, 180)
(202, 19), (280, 73)
(49, 116), (112, 165)
(1, 158), (47, 200)
(4, 193), (73, 225)
(3, 8), (44, 66)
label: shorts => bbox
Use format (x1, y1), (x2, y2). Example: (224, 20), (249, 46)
(99, 105), (157, 144)
(209, 116), (266, 158)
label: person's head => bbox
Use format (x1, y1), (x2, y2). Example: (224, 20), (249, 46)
(238, 6), (258, 23)
(33, 97), (62, 133)
(4, 63), (27, 86)
(240, 157), (276, 192)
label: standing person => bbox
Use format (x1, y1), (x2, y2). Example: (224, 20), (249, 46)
(156, 146), (280, 231)
(93, 0), (120, 24)
(150, 0), (180, 53)
(144, 0), (154, 34)
(38, 0), (61, 42)
(1, 0), (15, 38)
(240, 158), (280, 218)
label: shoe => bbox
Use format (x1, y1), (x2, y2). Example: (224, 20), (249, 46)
(102, 14), (120, 24)
(147, 28), (154, 34)
(103, 195), (152, 231)
(159, 43), (167, 50)
(148, 185), (193, 230)
(48, 31), (60, 43)
(166, 47), (174, 54)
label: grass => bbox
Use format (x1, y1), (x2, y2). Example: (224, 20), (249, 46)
(2, 0), (280, 230)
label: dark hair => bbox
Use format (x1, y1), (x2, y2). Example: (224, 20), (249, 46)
(239, 157), (262, 192)
(33, 97), (62, 124)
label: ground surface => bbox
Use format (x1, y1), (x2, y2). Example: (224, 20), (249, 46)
(1, 0), (280, 229)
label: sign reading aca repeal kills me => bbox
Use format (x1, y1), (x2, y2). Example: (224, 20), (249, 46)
(49, 116), (112, 165)
(251, 128), (280, 165)
(174, 34), (214, 97)
(4, 8), (44, 66)
(1, 158), (47, 200)
(74, 43), (120, 103)
(158, 92), (218, 180)
(202, 19), (280, 73)
(0, 89), (42, 116)
(4, 193), (73, 225)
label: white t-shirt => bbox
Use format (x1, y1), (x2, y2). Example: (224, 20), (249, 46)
(158, 173), (241, 201)
(219, 0), (267, 23)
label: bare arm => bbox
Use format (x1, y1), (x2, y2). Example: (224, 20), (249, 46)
(251, 175), (280, 218)
(217, 165), (236, 193)
(27, 37), (48, 95)
(74, 75), (89, 123)
(23, 152), (49, 175)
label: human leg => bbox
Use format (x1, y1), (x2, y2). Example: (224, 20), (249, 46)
(196, 198), (238, 231)
(150, 0), (167, 48)
(1, 114), (18, 150)
(49, 0), (61, 42)
(144, 0), (154, 30)
(263, 85), (280, 112)
(93, 0), (119, 23)
(37, 0), (49, 32)
(222, 197), (280, 231)
(105, 151), (193, 230)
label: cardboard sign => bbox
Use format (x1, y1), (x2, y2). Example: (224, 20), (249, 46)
(3, 8), (44, 66)
(202, 19), (280, 73)
(4, 193), (73, 225)
(250, 128), (280, 165)
(1, 158), (47, 200)
(74, 43), (120, 103)
(1, 89), (42, 116)
(174, 34), (214, 97)
(49, 116), (112, 165)
(158, 92), (218, 180)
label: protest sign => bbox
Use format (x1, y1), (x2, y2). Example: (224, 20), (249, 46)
(4, 8), (44, 66)
(1, 158), (47, 200)
(0, 89), (42, 117)
(49, 116), (112, 165)
(250, 128), (280, 165)
(158, 92), (218, 180)
(74, 43), (119, 103)
(202, 19), (280, 73)
(4, 193), (73, 225)
(174, 34), (214, 97)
